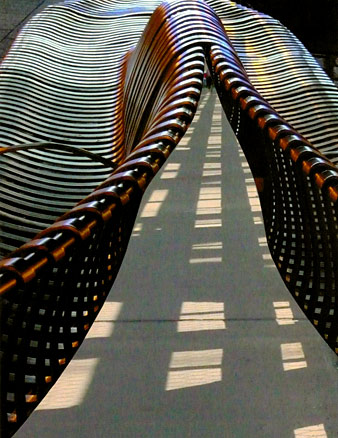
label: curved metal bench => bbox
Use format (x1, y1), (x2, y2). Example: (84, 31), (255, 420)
(204, 2), (338, 354)
(0, 1), (204, 435)
(0, 1), (162, 257)
(207, 0), (338, 160)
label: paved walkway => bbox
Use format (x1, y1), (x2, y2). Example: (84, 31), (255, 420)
(0, 0), (60, 59)
(13, 91), (338, 437)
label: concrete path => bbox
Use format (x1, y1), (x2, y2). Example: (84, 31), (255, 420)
(13, 90), (338, 437)
(0, 0), (60, 59)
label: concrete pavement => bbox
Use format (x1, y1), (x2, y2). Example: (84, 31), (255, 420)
(0, 0), (60, 59)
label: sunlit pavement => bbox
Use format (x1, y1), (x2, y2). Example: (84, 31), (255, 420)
(12, 90), (338, 438)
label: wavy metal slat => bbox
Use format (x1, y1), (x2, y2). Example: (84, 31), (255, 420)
(205, 0), (338, 161)
(0, 1), (165, 258)
(0, 1), (203, 435)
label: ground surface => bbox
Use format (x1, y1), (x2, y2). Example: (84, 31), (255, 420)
(0, 0), (61, 59)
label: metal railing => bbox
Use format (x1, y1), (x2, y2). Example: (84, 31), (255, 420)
(204, 20), (338, 354)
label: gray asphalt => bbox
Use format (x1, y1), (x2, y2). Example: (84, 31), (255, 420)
(0, 0), (61, 59)
(13, 91), (338, 437)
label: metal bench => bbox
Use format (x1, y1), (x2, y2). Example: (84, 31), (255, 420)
(204, 1), (338, 354)
(0, 1), (203, 434)
(0, 0), (337, 436)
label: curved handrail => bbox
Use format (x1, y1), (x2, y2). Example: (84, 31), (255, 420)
(0, 142), (119, 169)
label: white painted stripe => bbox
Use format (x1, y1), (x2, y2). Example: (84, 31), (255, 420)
(195, 219), (222, 228)
(166, 368), (222, 390)
(189, 257), (222, 264)
(36, 359), (99, 410)
(192, 242), (223, 250)
(281, 342), (305, 361)
(294, 424), (327, 437)
(181, 302), (224, 313)
(140, 189), (168, 217)
(169, 349), (223, 368)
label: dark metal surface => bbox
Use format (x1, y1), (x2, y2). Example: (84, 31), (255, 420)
(205, 18), (338, 354)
